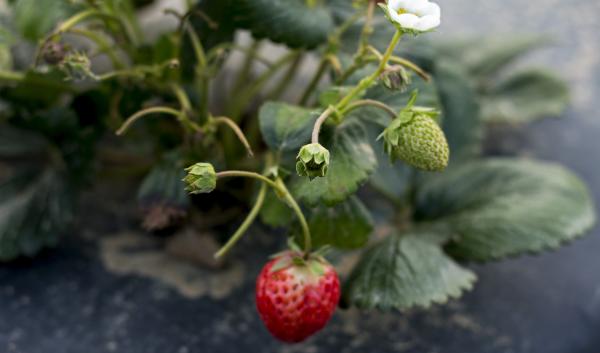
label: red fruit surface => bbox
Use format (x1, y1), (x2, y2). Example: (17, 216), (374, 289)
(255, 252), (340, 343)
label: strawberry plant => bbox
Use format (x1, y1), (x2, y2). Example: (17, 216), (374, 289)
(0, 0), (595, 343)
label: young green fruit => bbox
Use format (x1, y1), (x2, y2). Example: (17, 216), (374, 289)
(59, 52), (96, 80)
(182, 162), (216, 194)
(256, 251), (340, 343)
(382, 111), (449, 172)
(296, 143), (330, 180)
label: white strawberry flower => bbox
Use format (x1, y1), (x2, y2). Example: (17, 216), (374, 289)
(381, 0), (441, 33)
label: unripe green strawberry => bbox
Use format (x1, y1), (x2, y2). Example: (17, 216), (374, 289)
(382, 112), (449, 172)
(256, 251), (340, 343)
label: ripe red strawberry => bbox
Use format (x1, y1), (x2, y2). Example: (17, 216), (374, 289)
(255, 251), (340, 343)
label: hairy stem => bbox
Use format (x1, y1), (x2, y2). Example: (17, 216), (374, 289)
(184, 22), (209, 123)
(340, 99), (397, 120)
(212, 116), (254, 156)
(66, 28), (125, 69)
(266, 53), (304, 101)
(359, 0), (375, 52)
(214, 171), (312, 256)
(229, 51), (300, 121)
(116, 106), (183, 135)
(311, 106), (335, 144)
(214, 183), (267, 259)
(0, 70), (25, 82)
(388, 56), (431, 81)
(231, 41), (261, 96)
(275, 178), (311, 257)
(216, 171), (281, 190)
(334, 30), (402, 111)
(299, 55), (329, 106)
(171, 84), (193, 113)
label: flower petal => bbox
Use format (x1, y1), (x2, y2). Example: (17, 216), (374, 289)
(404, 0), (427, 14)
(395, 13), (421, 29)
(388, 0), (402, 11)
(415, 15), (440, 31)
(422, 2), (441, 17)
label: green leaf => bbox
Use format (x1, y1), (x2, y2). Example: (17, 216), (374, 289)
(433, 35), (547, 78)
(0, 70), (73, 106)
(307, 196), (373, 249)
(480, 69), (569, 123)
(0, 126), (73, 261)
(11, 0), (74, 41)
(344, 230), (476, 310)
(415, 159), (596, 261)
(433, 60), (482, 163)
(181, 0), (237, 80)
(293, 119), (377, 206)
(259, 189), (294, 228)
(234, 0), (334, 48)
(258, 101), (319, 153)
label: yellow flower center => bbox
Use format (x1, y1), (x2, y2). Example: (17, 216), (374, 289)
(397, 8), (407, 15)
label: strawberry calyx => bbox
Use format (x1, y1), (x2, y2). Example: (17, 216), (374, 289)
(267, 250), (329, 279)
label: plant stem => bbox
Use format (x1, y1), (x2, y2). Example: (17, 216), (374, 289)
(340, 99), (397, 120)
(57, 9), (102, 34)
(66, 28), (125, 69)
(97, 69), (144, 81)
(231, 41), (261, 96)
(0, 70), (25, 82)
(185, 22), (209, 123)
(229, 51), (299, 121)
(216, 171), (281, 191)
(388, 56), (431, 81)
(214, 171), (312, 256)
(311, 106), (335, 144)
(334, 30), (402, 111)
(275, 178), (311, 257)
(214, 183), (267, 259)
(266, 53), (304, 101)
(206, 42), (272, 68)
(116, 106), (183, 135)
(171, 84), (193, 113)
(299, 55), (329, 106)
(34, 9), (128, 66)
(211, 116), (254, 156)
(359, 0), (375, 52)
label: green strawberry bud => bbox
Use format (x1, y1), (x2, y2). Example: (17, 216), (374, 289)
(296, 143), (330, 180)
(182, 163), (216, 194)
(380, 65), (411, 92)
(59, 52), (97, 80)
(382, 112), (449, 172)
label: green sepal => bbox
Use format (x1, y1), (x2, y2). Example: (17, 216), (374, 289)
(296, 143), (331, 180)
(182, 162), (217, 194)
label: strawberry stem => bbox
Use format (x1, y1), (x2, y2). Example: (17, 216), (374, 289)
(275, 178), (312, 257)
(214, 171), (312, 257)
(334, 30), (402, 112)
(339, 99), (397, 120)
(214, 182), (267, 259)
(311, 106), (335, 144)
(310, 30), (403, 144)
